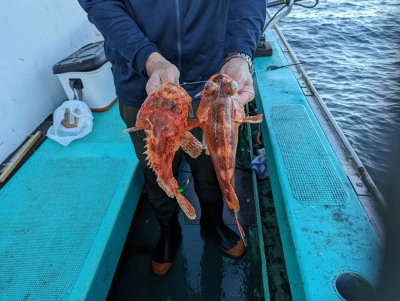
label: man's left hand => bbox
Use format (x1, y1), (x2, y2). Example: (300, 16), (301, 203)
(220, 58), (254, 105)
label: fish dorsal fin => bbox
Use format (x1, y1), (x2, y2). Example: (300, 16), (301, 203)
(180, 131), (202, 158)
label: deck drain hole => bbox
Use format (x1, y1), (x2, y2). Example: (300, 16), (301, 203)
(336, 272), (375, 300)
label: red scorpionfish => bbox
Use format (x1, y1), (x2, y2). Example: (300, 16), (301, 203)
(197, 74), (263, 243)
(126, 82), (202, 219)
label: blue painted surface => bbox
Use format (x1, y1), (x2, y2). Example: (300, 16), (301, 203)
(0, 102), (143, 301)
(254, 32), (381, 300)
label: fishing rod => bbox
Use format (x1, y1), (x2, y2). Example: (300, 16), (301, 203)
(268, 0), (319, 8)
(268, 0), (301, 7)
(264, 0), (319, 32)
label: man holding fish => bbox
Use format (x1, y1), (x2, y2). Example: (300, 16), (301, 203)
(79, 0), (266, 276)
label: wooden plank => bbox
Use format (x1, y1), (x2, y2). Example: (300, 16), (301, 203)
(0, 131), (42, 183)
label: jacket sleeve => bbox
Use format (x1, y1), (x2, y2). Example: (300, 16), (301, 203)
(224, 0), (267, 58)
(78, 0), (159, 76)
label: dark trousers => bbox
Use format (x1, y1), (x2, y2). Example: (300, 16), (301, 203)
(119, 100), (223, 223)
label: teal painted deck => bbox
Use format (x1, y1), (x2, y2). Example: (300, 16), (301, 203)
(254, 32), (381, 300)
(0, 103), (144, 300)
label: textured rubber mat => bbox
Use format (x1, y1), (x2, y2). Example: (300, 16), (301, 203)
(270, 104), (349, 205)
(0, 157), (127, 300)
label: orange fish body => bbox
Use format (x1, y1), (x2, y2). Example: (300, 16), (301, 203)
(126, 82), (202, 219)
(197, 74), (263, 241)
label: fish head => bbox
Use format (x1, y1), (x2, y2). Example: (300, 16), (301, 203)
(197, 74), (239, 121)
(136, 82), (192, 137)
(202, 73), (239, 99)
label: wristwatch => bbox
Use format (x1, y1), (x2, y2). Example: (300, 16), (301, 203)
(224, 51), (255, 74)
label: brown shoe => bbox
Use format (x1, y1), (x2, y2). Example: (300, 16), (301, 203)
(151, 260), (174, 276)
(151, 215), (182, 276)
(200, 206), (246, 258)
(221, 238), (245, 258)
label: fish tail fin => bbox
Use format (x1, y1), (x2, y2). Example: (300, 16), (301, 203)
(233, 210), (246, 246)
(226, 183), (240, 212)
(156, 177), (175, 198)
(175, 192), (197, 220)
(158, 176), (197, 219)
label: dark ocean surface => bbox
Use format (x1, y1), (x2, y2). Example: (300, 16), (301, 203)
(274, 0), (400, 195)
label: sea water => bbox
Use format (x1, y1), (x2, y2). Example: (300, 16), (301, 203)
(275, 0), (400, 194)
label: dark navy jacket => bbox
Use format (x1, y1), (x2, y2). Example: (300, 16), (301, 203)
(78, 0), (266, 107)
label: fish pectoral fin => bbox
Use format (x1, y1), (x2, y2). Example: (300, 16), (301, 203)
(186, 119), (201, 131)
(241, 114), (263, 124)
(188, 103), (195, 118)
(124, 126), (141, 132)
(175, 193), (196, 219)
(201, 133), (210, 155)
(180, 131), (202, 158)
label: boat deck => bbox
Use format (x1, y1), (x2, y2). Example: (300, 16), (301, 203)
(0, 104), (144, 300)
(0, 28), (383, 301)
(107, 169), (265, 300)
(253, 30), (381, 300)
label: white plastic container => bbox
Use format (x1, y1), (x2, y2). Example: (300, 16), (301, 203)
(53, 41), (117, 111)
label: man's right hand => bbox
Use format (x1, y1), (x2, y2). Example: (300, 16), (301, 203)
(145, 52), (180, 95)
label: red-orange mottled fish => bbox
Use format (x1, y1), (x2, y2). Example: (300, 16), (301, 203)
(126, 82), (202, 219)
(196, 74), (263, 243)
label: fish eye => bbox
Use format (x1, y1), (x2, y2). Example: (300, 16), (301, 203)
(203, 81), (217, 94)
(167, 101), (175, 111)
(231, 81), (238, 91)
(226, 80), (238, 94)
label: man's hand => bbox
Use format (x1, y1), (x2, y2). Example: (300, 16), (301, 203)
(220, 58), (254, 105)
(145, 52), (180, 95)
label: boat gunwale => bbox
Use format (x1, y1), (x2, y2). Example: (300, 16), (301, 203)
(264, 16), (385, 241)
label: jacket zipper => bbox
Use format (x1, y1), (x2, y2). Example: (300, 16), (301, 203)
(175, 0), (182, 72)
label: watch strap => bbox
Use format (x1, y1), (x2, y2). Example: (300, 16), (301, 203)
(224, 51), (255, 74)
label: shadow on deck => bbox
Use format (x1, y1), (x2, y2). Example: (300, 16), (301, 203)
(107, 169), (265, 301)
